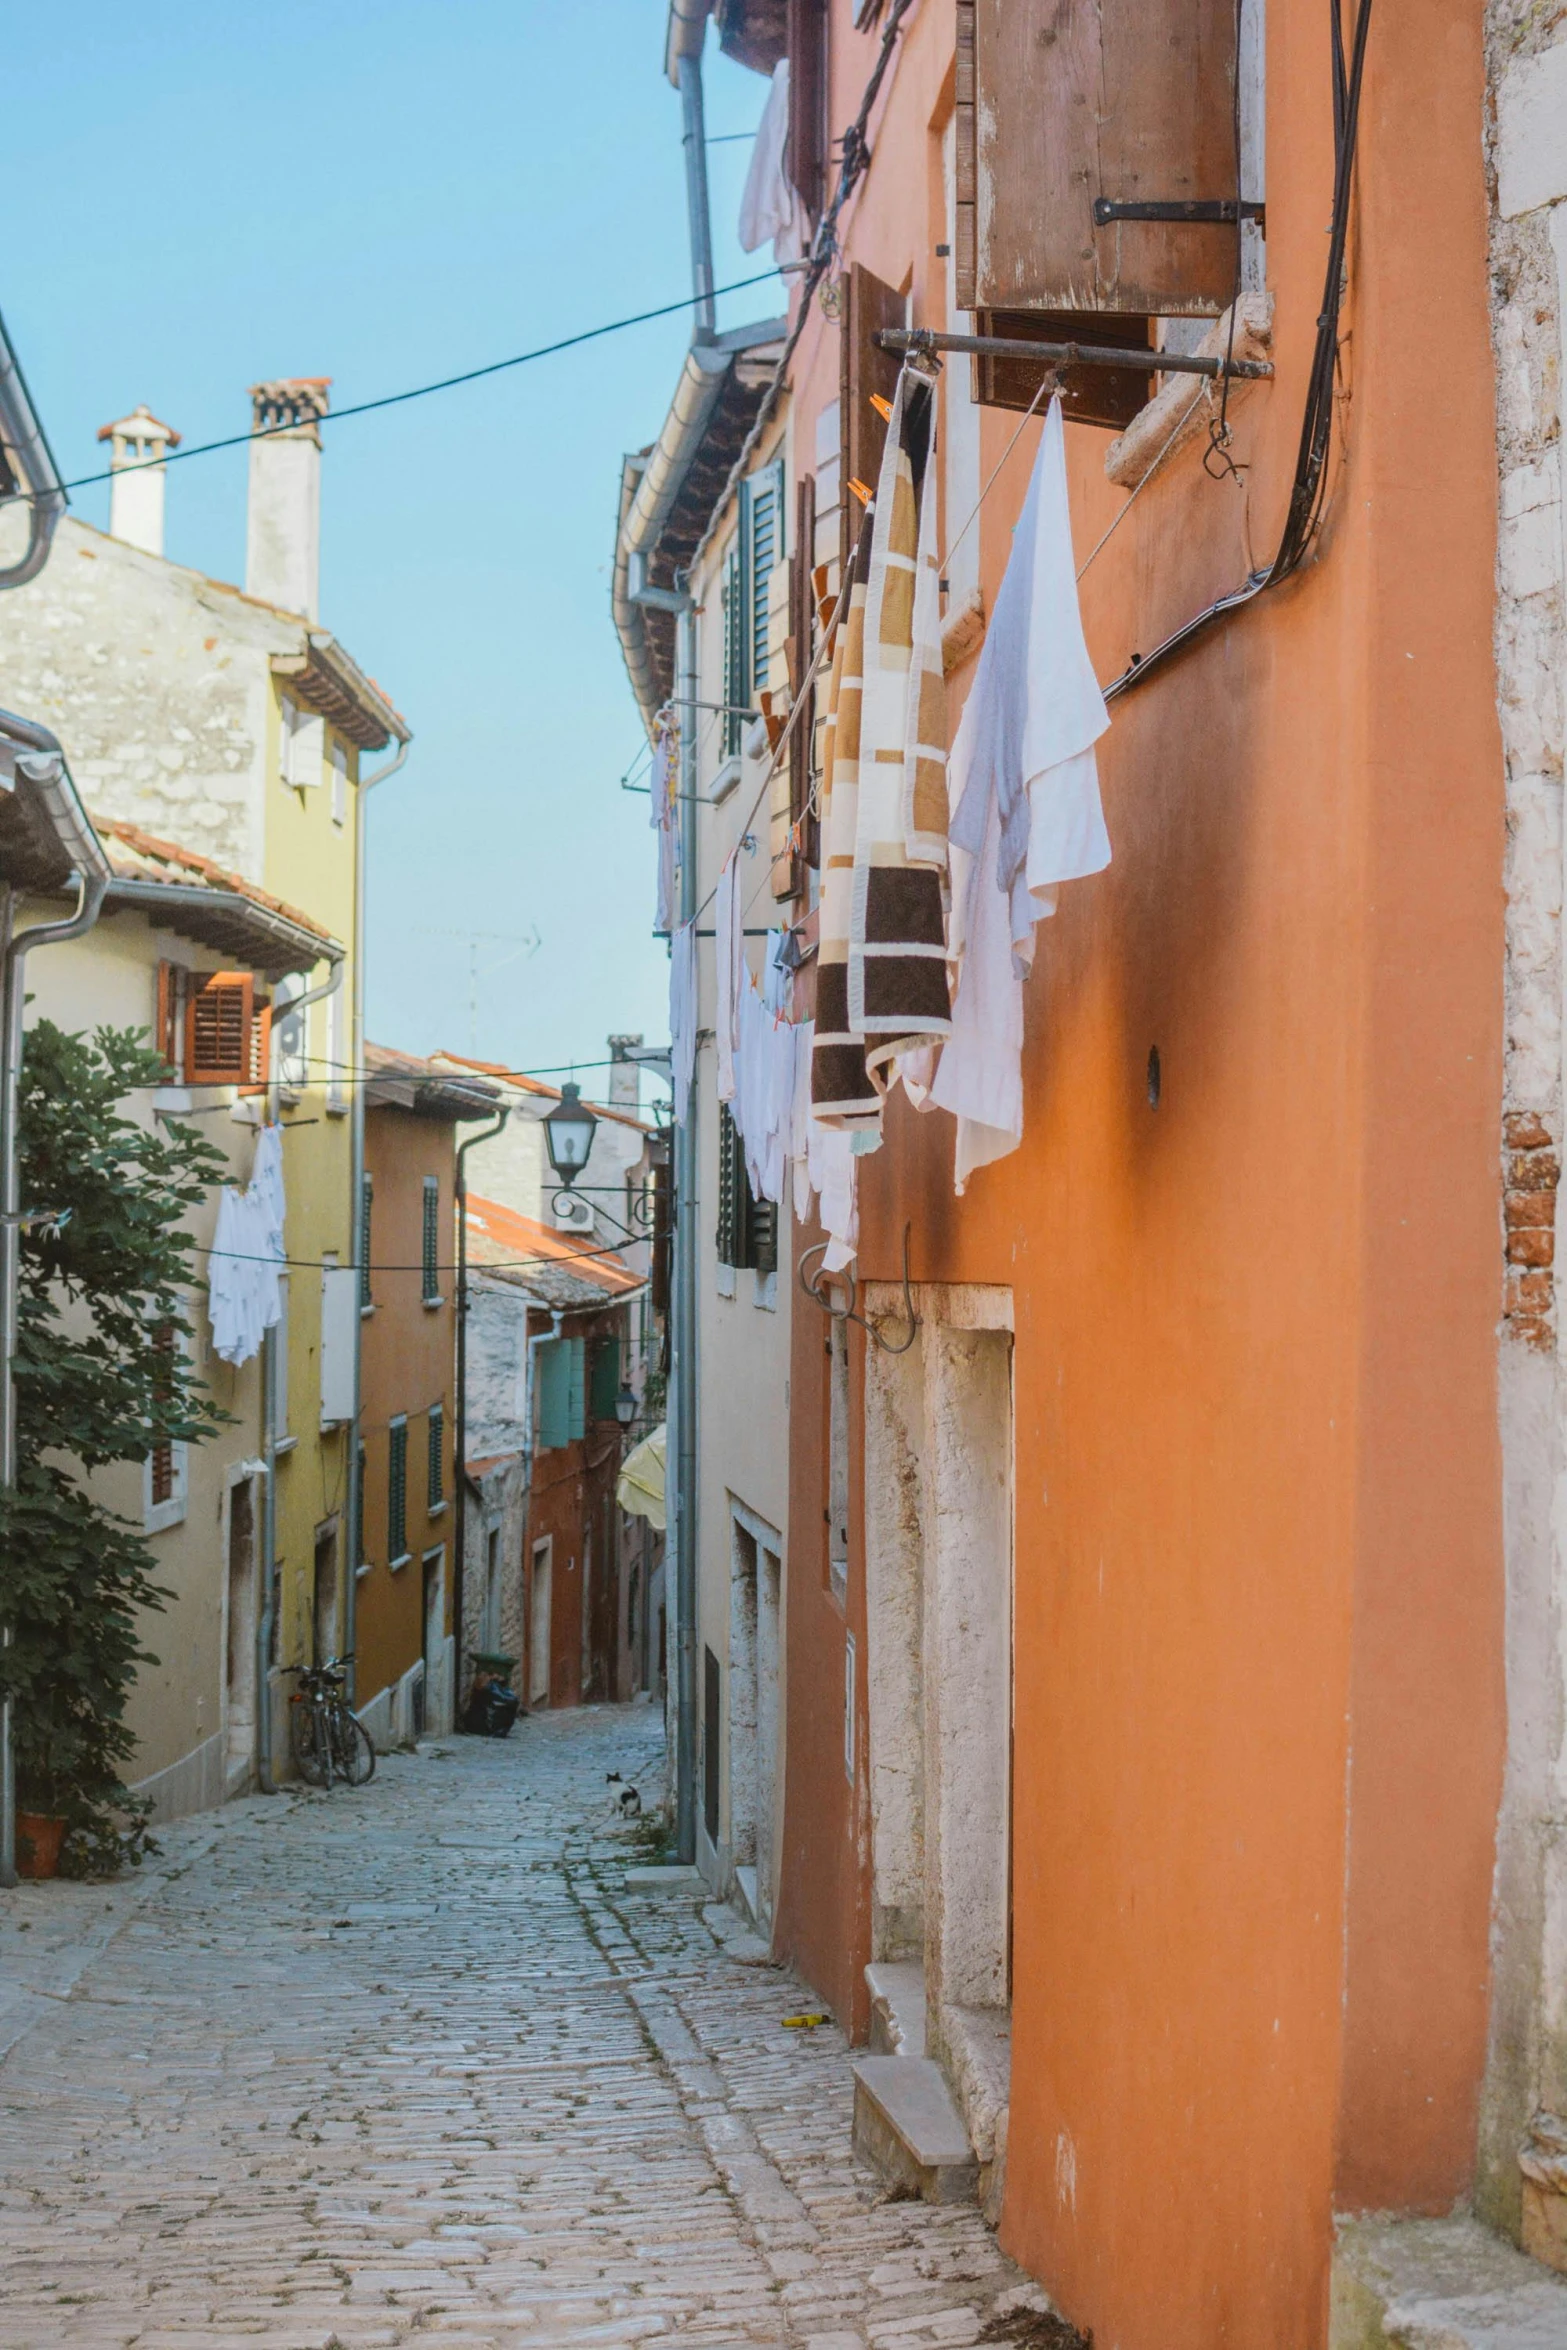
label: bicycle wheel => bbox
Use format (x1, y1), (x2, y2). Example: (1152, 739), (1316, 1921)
(332, 1706), (376, 1786)
(290, 1696), (330, 1787)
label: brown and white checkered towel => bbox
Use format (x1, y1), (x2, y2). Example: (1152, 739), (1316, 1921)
(813, 365), (949, 1131)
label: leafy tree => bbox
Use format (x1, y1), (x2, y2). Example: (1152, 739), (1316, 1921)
(0, 1019), (229, 1874)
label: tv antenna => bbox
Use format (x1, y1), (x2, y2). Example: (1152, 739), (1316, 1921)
(415, 924), (541, 1054)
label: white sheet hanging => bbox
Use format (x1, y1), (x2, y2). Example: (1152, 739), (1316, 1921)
(714, 852), (743, 1107)
(669, 919), (698, 1128)
(932, 398), (1112, 1187)
(208, 1124), (286, 1368)
(738, 61), (810, 269)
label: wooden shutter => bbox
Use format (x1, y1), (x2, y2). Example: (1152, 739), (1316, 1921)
(359, 1174), (373, 1310)
(650, 1157), (672, 1320)
(427, 1403), (444, 1510)
(746, 460), (784, 705)
(781, 471), (819, 892)
(243, 998), (271, 1092)
(388, 1420), (408, 1561)
(839, 264), (903, 577)
(155, 961), (186, 1080)
(787, 0), (829, 225)
(955, 0), (1240, 321)
(537, 1340), (570, 1451)
(722, 541), (746, 759)
(566, 1336), (586, 1442)
(421, 1176), (441, 1303)
(703, 1644), (721, 1843)
(185, 972), (252, 1085)
(716, 1104), (743, 1267)
(747, 1193), (779, 1278)
(148, 1321), (175, 1506)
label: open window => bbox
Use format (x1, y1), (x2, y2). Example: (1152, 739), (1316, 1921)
(954, 0), (1245, 425)
(716, 1103), (777, 1276)
(162, 965), (270, 1089)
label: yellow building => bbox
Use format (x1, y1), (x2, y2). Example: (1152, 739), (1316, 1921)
(2, 382), (411, 1788)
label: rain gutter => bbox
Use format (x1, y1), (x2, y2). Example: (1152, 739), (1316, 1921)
(0, 311), (67, 590)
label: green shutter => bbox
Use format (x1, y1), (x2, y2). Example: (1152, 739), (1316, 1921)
(537, 1340), (569, 1451)
(747, 460), (784, 703)
(566, 1337), (586, 1442)
(421, 1177), (440, 1303)
(716, 1104), (743, 1266)
(722, 540), (746, 758)
(747, 1194), (778, 1277)
(388, 1421), (407, 1561)
(589, 1337), (620, 1423)
(427, 1403), (444, 1510)
(359, 1174), (373, 1309)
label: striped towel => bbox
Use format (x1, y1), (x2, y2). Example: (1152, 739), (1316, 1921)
(811, 507), (880, 1128)
(813, 364), (950, 1129)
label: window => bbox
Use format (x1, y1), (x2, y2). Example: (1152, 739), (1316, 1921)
(716, 1103), (777, 1275)
(421, 1176), (442, 1305)
(280, 695), (324, 789)
(155, 961), (187, 1080)
(358, 1174), (373, 1310)
(319, 1257), (357, 1426)
(388, 1417), (409, 1564)
(589, 1335), (621, 1424)
(330, 739), (349, 828)
(278, 693), (297, 787)
(703, 1644), (721, 1846)
(427, 1403), (445, 1513)
(144, 1321), (188, 1535)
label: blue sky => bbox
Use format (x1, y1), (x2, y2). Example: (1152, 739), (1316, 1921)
(2, 3), (779, 1098)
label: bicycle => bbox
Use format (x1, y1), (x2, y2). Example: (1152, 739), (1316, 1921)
(284, 1654), (376, 1789)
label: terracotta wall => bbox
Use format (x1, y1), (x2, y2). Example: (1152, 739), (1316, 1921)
(358, 1107), (457, 1708)
(522, 1306), (628, 1708)
(774, 4), (1506, 2345)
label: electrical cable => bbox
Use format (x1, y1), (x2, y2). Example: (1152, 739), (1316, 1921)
(24, 271), (784, 504)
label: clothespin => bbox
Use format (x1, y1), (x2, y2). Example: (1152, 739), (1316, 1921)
(847, 477), (874, 509)
(868, 392), (893, 422)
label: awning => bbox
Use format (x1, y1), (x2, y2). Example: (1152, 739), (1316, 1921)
(617, 1425), (666, 1531)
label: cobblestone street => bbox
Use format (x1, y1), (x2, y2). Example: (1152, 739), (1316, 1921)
(0, 1708), (1044, 2349)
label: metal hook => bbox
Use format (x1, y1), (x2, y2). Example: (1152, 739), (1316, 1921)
(796, 1223), (918, 1354)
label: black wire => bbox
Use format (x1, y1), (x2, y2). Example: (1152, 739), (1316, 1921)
(1105, 0), (1374, 700)
(19, 272), (782, 505)
(1204, 0), (1248, 480)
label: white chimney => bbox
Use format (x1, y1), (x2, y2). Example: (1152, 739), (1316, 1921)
(607, 1034), (644, 1112)
(245, 378), (330, 618)
(97, 405), (180, 557)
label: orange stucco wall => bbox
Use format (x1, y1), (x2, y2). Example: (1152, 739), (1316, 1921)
(774, 5), (1505, 2344)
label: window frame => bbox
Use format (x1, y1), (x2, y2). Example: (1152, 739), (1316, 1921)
(421, 1175), (443, 1307)
(388, 1416), (410, 1567)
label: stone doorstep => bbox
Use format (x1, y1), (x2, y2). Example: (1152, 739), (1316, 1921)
(621, 1865), (704, 1893)
(1331, 2214), (1567, 2349)
(732, 1864), (759, 1927)
(852, 2055), (979, 2206)
(866, 1962), (928, 2060)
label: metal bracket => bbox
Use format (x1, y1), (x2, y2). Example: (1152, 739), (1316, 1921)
(1093, 198), (1266, 228)
(876, 327), (1271, 384)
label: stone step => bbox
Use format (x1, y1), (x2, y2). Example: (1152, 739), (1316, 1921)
(865, 1960), (927, 2059)
(852, 2056), (978, 2204)
(732, 1863), (759, 1926)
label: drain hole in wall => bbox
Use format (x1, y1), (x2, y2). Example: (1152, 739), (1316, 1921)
(1147, 1047), (1161, 1109)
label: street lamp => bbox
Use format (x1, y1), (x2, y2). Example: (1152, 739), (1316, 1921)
(615, 1383), (637, 1430)
(543, 1081), (597, 1188)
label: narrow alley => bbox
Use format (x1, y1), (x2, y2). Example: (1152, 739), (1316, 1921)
(0, 1710), (1047, 2350)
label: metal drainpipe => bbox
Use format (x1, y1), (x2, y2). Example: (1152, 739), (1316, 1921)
(345, 738), (408, 1708)
(253, 952), (344, 1796)
(673, 598), (700, 1862)
(453, 1110), (508, 1719)
(677, 48), (716, 342)
(0, 870), (109, 1886)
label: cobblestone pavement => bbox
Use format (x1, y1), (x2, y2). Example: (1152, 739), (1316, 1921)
(0, 1706), (1048, 2349)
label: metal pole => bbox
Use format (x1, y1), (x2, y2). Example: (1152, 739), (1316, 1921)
(346, 737), (408, 1710)
(453, 1109), (507, 1721)
(0, 868), (108, 1886)
(678, 50), (716, 342)
(875, 325), (1272, 381)
(673, 600), (700, 1862)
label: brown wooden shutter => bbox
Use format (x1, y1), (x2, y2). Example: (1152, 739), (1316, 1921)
(839, 264), (903, 577)
(155, 961), (186, 1079)
(776, 469), (818, 897)
(148, 1322), (175, 1506)
(185, 972), (253, 1086)
(955, 0), (1239, 320)
(243, 999), (271, 1092)
(787, 0), (828, 224)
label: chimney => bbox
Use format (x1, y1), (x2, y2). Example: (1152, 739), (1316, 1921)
(245, 379), (330, 618)
(607, 1033), (644, 1112)
(97, 405), (180, 557)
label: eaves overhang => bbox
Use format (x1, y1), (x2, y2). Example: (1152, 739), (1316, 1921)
(611, 316), (787, 739)
(0, 709), (111, 894)
(271, 633), (410, 753)
(101, 877), (339, 981)
(0, 309), (67, 590)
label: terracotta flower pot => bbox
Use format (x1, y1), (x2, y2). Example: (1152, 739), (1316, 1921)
(15, 1812), (66, 1880)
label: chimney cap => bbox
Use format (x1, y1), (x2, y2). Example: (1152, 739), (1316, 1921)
(249, 378), (333, 445)
(97, 403), (181, 450)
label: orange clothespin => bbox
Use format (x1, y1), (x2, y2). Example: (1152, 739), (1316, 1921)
(757, 689), (786, 753)
(847, 476), (874, 508)
(868, 393), (893, 422)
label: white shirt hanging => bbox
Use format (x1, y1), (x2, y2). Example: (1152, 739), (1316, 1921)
(738, 61), (810, 269)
